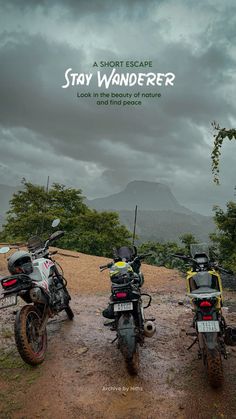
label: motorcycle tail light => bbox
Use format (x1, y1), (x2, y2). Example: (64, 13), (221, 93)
(115, 292), (127, 298)
(200, 301), (212, 307)
(2, 278), (17, 287)
(203, 315), (213, 320)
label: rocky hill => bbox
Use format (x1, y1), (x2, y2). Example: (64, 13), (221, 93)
(0, 180), (215, 242)
(88, 180), (192, 213)
(88, 180), (215, 243)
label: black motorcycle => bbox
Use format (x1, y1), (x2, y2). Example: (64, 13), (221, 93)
(100, 247), (155, 375)
(0, 220), (74, 366)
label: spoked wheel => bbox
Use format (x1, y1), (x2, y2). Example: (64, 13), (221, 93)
(126, 346), (140, 376)
(205, 348), (224, 388)
(14, 305), (47, 366)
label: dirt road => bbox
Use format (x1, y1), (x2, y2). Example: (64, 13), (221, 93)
(0, 250), (236, 419)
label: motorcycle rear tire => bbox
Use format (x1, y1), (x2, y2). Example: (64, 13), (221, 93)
(126, 346), (139, 376)
(14, 305), (47, 366)
(205, 348), (223, 388)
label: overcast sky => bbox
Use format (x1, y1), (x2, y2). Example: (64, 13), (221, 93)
(0, 0), (235, 214)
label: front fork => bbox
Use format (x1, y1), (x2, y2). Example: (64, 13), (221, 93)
(36, 304), (52, 336)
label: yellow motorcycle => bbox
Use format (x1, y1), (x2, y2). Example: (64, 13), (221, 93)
(172, 243), (235, 388)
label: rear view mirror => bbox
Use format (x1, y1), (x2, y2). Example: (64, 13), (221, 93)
(49, 230), (64, 242)
(0, 246), (10, 254)
(52, 219), (60, 228)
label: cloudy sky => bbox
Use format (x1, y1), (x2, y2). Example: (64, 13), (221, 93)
(0, 0), (235, 214)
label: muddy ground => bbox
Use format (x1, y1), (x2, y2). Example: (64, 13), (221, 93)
(0, 249), (236, 419)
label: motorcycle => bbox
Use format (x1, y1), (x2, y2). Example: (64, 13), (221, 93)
(0, 219), (74, 366)
(172, 243), (236, 388)
(100, 246), (155, 375)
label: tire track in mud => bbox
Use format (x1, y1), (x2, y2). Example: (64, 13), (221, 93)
(10, 293), (189, 419)
(12, 293), (236, 419)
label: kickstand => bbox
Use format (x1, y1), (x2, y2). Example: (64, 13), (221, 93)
(111, 336), (118, 344)
(187, 338), (197, 351)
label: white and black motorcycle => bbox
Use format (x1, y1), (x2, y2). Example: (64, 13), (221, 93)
(0, 220), (74, 365)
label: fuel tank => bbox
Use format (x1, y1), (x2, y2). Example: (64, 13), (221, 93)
(29, 258), (55, 286)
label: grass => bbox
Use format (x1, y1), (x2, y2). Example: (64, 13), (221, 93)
(0, 348), (42, 417)
(0, 327), (14, 339)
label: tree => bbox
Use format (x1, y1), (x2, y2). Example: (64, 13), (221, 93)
(210, 202), (236, 271)
(138, 233), (199, 271)
(179, 233), (198, 254)
(60, 210), (132, 257)
(0, 181), (132, 257)
(0, 180), (87, 242)
(211, 121), (236, 184)
(138, 240), (186, 270)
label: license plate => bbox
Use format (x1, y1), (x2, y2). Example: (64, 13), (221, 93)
(0, 294), (17, 309)
(197, 321), (220, 333)
(114, 302), (133, 312)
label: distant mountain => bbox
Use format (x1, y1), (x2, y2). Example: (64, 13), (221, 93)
(0, 180), (215, 243)
(88, 180), (192, 213)
(118, 210), (214, 243)
(87, 181), (215, 243)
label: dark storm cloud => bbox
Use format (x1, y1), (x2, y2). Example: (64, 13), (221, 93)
(1, 32), (233, 164)
(0, 0), (158, 18)
(0, 0), (235, 213)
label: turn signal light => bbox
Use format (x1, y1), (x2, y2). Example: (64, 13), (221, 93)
(200, 301), (212, 307)
(115, 292), (127, 298)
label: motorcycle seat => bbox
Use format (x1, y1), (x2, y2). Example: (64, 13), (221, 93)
(190, 286), (219, 294)
(111, 282), (132, 290)
(188, 288), (221, 299)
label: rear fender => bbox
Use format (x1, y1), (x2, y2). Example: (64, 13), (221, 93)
(201, 332), (218, 351)
(117, 313), (136, 360)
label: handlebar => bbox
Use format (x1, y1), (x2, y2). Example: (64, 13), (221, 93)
(50, 250), (58, 256)
(99, 253), (153, 272)
(30, 231), (65, 259)
(171, 253), (189, 260)
(171, 254), (234, 275)
(218, 266), (234, 275)
(135, 253), (152, 261)
(99, 262), (113, 271)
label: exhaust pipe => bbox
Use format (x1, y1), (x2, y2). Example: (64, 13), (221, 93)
(144, 320), (156, 338)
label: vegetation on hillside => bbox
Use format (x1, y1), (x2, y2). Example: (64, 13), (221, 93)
(0, 178), (235, 273)
(211, 121), (236, 184)
(210, 202), (236, 272)
(0, 180), (132, 257)
(138, 233), (197, 271)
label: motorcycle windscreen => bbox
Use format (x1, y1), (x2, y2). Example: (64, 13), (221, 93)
(190, 243), (210, 258)
(114, 246), (136, 261)
(189, 272), (220, 293)
(27, 236), (44, 252)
